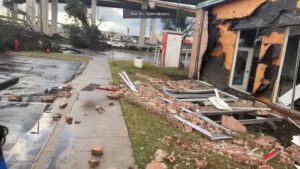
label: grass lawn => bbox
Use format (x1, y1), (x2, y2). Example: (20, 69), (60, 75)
(109, 60), (293, 169)
(18, 51), (91, 62)
(108, 60), (188, 84)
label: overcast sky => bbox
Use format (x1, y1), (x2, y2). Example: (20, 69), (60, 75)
(0, 0), (163, 36)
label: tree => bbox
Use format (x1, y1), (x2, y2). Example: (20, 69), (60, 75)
(64, 0), (107, 50)
(161, 10), (194, 39)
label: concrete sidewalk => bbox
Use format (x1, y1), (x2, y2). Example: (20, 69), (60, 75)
(33, 57), (135, 169)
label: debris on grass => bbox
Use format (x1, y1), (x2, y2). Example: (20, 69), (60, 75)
(145, 160), (167, 169)
(195, 159), (208, 169)
(154, 149), (169, 162)
(221, 115), (247, 133)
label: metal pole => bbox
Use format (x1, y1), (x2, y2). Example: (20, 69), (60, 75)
(291, 38), (300, 109)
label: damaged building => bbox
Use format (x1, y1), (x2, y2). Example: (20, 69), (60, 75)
(189, 0), (300, 117)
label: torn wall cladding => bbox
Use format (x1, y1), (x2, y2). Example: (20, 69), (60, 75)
(201, 0), (300, 97)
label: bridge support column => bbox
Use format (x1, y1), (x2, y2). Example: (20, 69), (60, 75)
(138, 0), (148, 47)
(150, 18), (156, 44)
(11, 2), (18, 22)
(51, 0), (58, 34)
(41, 0), (49, 34)
(91, 0), (97, 25)
(26, 0), (36, 26)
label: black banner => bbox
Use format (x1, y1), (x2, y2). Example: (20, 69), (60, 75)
(123, 9), (176, 18)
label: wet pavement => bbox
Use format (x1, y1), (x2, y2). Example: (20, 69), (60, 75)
(0, 54), (86, 169)
(0, 50), (151, 169)
(34, 56), (135, 169)
(102, 49), (155, 62)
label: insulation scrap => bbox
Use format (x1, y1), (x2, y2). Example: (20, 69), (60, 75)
(201, 141), (263, 166)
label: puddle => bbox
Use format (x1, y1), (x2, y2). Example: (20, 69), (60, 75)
(0, 54), (87, 168)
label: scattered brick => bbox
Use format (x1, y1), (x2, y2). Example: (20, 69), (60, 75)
(145, 160), (166, 169)
(95, 105), (104, 113)
(172, 164), (180, 169)
(162, 136), (173, 146)
(8, 95), (22, 102)
(167, 154), (176, 163)
(195, 159), (208, 169)
(52, 113), (62, 121)
(154, 149), (169, 162)
(59, 102), (68, 109)
(107, 91), (121, 100)
(257, 165), (274, 169)
(285, 144), (300, 164)
(221, 115), (246, 133)
(41, 96), (56, 103)
(65, 115), (73, 124)
(91, 146), (104, 156)
(74, 120), (81, 124)
(201, 141), (263, 166)
(253, 136), (277, 149)
(88, 159), (100, 168)
(58, 91), (71, 98)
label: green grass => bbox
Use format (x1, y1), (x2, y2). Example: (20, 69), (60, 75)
(18, 51), (91, 62)
(109, 60), (293, 169)
(121, 99), (247, 169)
(108, 60), (188, 84)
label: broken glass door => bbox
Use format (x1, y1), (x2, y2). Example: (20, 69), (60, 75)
(232, 48), (254, 91)
(276, 26), (300, 111)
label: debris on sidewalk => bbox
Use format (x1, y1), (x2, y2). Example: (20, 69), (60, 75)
(91, 146), (104, 156)
(8, 95), (22, 102)
(65, 115), (73, 124)
(74, 120), (81, 124)
(95, 105), (104, 113)
(52, 113), (62, 121)
(59, 101), (68, 109)
(221, 115), (247, 133)
(109, 101), (114, 106)
(58, 91), (72, 98)
(88, 158), (100, 168)
(41, 95), (56, 103)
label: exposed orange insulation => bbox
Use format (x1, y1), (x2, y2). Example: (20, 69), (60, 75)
(253, 31), (287, 93)
(212, 0), (266, 20)
(297, 0), (300, 8)
(253, 64), (268, 93)
(214, 22), (238, 70)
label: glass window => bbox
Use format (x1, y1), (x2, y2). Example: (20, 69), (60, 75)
(276, 26), (300, 111)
